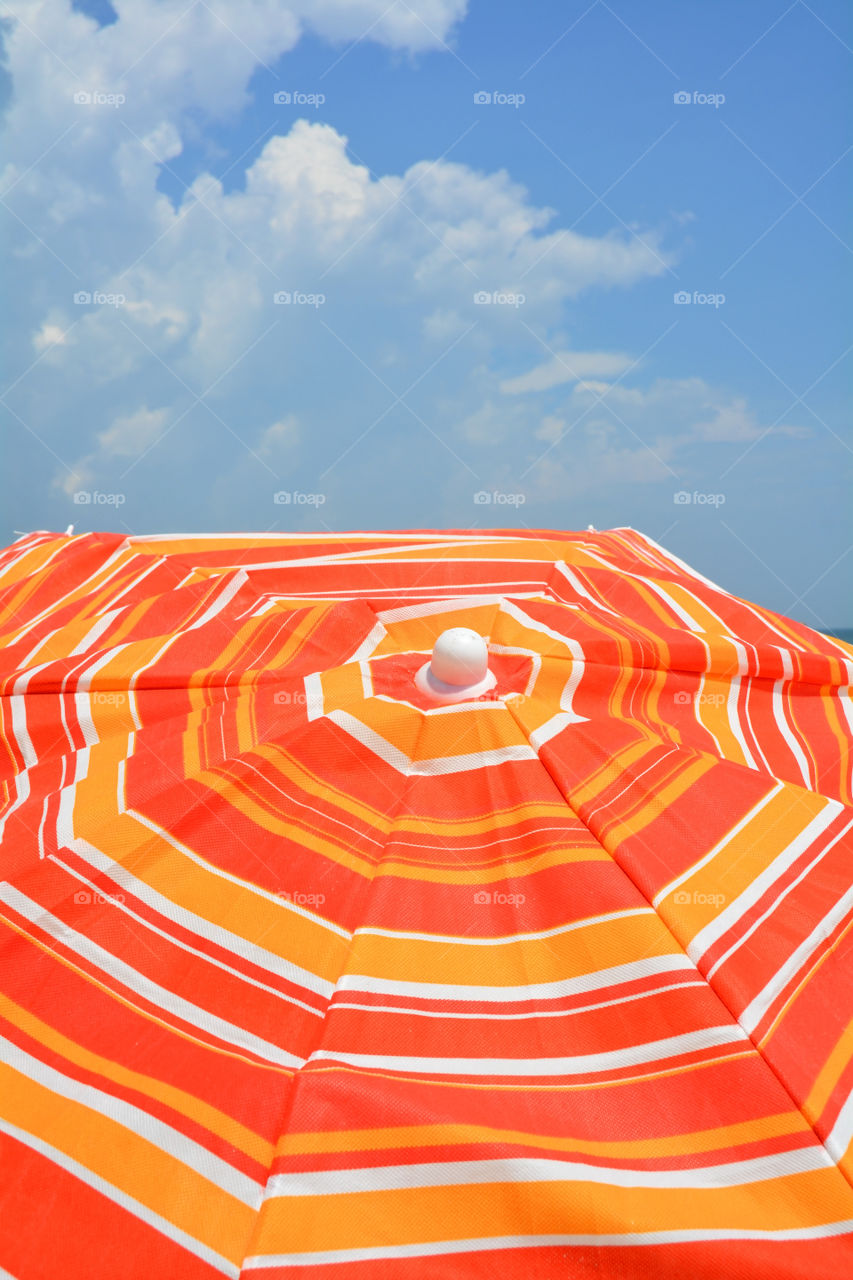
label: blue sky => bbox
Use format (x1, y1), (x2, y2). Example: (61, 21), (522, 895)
(2, 0), (851, 629)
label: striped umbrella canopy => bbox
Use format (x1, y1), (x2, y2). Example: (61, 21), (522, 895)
(1, 526), (852, 1279)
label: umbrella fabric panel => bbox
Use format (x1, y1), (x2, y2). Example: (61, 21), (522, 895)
(1, 527), (852, 1278)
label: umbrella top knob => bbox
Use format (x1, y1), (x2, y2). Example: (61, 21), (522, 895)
(414, 627), (497, 704)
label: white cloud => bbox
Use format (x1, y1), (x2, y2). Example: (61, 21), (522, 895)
(97, 406), (169, 458)
(7, 0), (756, 534)
(259, 414), (300, 458)
(33, 323), (68, 351)
(500, 349), (637, 394)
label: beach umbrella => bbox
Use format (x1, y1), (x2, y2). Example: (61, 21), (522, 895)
(0, 526), (852, 1279)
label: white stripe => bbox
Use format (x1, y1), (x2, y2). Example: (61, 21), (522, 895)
(217, 548), (534, 572)
(378, 595), (534, 623)
(99, 555), (167, 611)
(355, 906), (654, 946)
(328, 710), (537, 774)
(626, 528), (728, 593)
(186, 569), (247, 630)
(332, 981), (707, 1021)
(653, 784), (784, 908)
(772, 650), (813, 787)
(740, 883), (853, 1034)
(20, 624), (62, 667)
(69, 609), (122, 656)
(722, 670), (753, 768)
(4, 543), (130, 644)
(304, 671), (325, 721)
(50, 854), (327, 1017)
(727, 673), (758, 769)
(0, 536), (58, 585)
(826, 1088), (853, 1164)
(0, 759), (30, 841)
(267, 1146), (826, 1198)
(688, 800), (843, 964)
(9, 688), (37, 768)
(61, 820), (341, 991)
(0, 1037), (261, 1208)
(336, 953), (694, 1004)
(309, 1024), (748, 1076)
(499, 597), (579, 652)
(130, 531), (487, 543)
(0, 885), (304, 1068)
(639, 579), (703, 631)
(243, 1219), (853, 1269)
(0, 1116), (237, 1277)
(552, 561), (620, 616)
(349, 621), (387, 662)
(117, 795), (351, 944)
(707, 817), (853, 980)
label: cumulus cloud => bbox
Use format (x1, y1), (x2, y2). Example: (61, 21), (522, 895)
(33, 323), (68, 351)
(500, 349), (637, 394)
(4, 0), (793, 535)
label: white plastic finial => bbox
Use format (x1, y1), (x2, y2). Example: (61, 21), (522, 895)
(414, 627), (497, 704)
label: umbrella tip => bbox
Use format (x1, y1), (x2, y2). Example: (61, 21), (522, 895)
(415, 627), (497, 705)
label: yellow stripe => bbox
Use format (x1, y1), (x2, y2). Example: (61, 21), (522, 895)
(344, 912), (682, 985)
(0, 991), (271, 1166)
(804, 1016), (853, 1123)
(280, 1110), (810, 1160)
(253, 1167), (853, 1252)
(0, 1060), (255, 1264)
